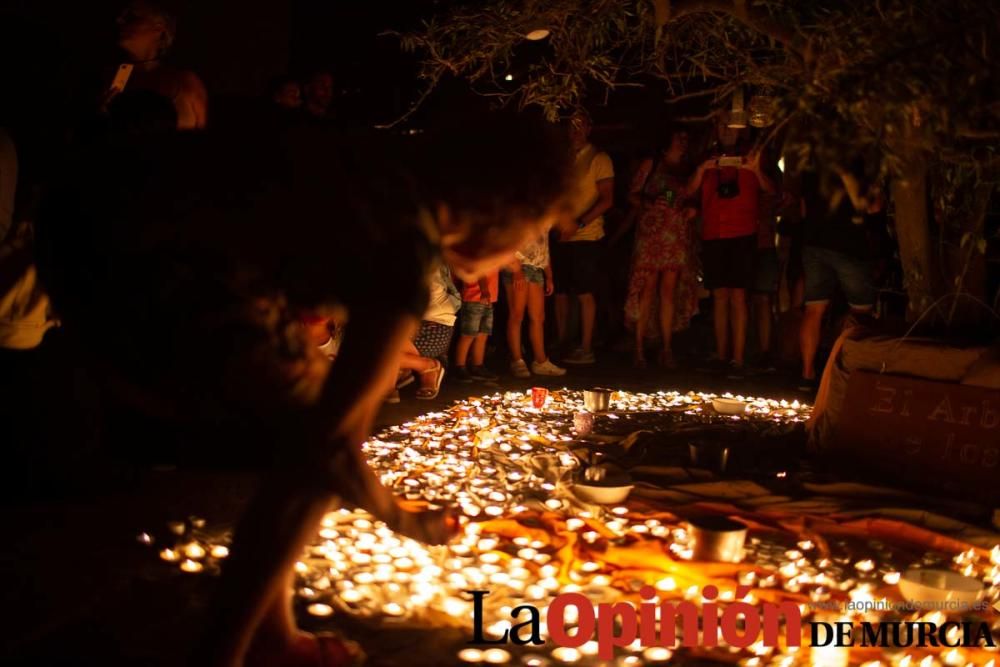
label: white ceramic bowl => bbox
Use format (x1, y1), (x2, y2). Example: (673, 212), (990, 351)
(712, 397), (747, 415)
(573, 483), (634, 504)
(897, 568), (984, 605)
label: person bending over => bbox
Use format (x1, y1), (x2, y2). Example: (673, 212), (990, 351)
(38, 117), (574, 667)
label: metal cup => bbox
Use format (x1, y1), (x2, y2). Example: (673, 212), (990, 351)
(583, 388), (613, 412)
(687, 516), (748, 563)
(688, 441), (731, 474)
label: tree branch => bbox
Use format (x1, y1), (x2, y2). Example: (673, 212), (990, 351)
(663, 0), (803, 55)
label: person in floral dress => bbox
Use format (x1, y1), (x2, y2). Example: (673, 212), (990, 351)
(619, 130), (699, 368)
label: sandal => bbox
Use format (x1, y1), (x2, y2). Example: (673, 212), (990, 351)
(415, 360), (445, 400)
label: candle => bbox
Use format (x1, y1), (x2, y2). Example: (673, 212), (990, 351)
(210, 545), (229, 559)
(642, 647), (673, 662)
(159, 548), (180, 562)
(458, 648), (484, 663)
(307, 603), (333, 617)
(550, 647), (581, 663)
(136, 532), (154, 546)
(183, 543), (206, 560)
(382, 602), (405, 616)
(482, 648), (511, 664)
(180, 559), (203, 573)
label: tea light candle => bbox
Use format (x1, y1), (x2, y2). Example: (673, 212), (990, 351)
(159, 548), (180, 562)
(340, 589), (362, 603)
(136, 532), (154, 546)
(180, 559), (203, 573)
(458, 648), (484, 663)
(210, 545), (230, 559)
(382, 602), (405, 616)
(482, 648), (511, 664)
(550, 647), (581, 663)
(643, 647), (673, 662)
(307, 603), (333, 617)
(183, 542), (206, 560)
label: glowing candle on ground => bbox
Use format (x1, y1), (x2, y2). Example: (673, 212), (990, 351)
(183, 542), (206, 560)
(210, 545), (229, 559)
(458, 648), (484, 663)
(180, 559), (203, 573)
(307, 603), (333, 617)
(160, 548), (180, 562)
(643, 647), (673, 662)
(482, 648), (511, 664)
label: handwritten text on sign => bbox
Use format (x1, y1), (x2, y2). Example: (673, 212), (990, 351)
(837, 371), (1000, 502)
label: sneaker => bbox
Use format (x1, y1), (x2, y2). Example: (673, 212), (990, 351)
(531, 359), (566, 376)
(469, 365), (499, 382)
(562, 348), (596, 365)
(453, 366), (474, 383)
(726, 360), (745, 380)
(509, 359), (531, 379)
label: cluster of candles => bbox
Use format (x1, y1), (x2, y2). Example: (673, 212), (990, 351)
(146, 389), (1000, 666)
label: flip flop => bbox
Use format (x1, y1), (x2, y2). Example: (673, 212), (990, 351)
(415, 361), (445, 400)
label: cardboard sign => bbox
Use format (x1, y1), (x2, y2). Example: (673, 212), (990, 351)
(835, 371), (1000, 504)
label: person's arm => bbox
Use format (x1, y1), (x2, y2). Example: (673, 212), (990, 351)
(175, 71), (209, 130)
(683, 158), (715, 198)
(609, 159), (651, 246)
(544, 264), (554, 296)
(478, 277), (491, 304)
(744, 150), (777, 194)
(577, 178), (614, 229)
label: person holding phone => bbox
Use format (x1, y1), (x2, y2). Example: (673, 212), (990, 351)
(685, 116), (776, 377)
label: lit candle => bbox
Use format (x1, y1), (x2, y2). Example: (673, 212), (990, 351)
(482, 648), (511, 664)
(180, 559), (203, 573)
(642, 647), (673, 662)
(307, 603), (333, 617)
(458, 648), (484, 663)
(183, 542), (206, 560)
(159, 548), (180, 562)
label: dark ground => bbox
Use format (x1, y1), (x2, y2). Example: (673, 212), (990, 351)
(0, 338), (812, 666)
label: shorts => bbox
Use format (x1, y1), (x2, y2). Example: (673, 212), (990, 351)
(701, 235), (756, 290)
(413, 321), (454, 360)
(803, 245), (875, 309)
(551, 240), (602, 295)
(752, 248), (780, 294)
(500, 265), (545, 286)
(459, 301), (494, 336)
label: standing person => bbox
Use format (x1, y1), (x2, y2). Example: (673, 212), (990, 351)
(413, 258), (461, 366)
(38, 117), (575, 667)
(453, 270), (501, 383)
(503, 231), (565, 378)
(797, 164), (882, 392)
(615, 129), (699, 369)
(552, 109), (614, 365)
(686, 118), (775, 377)
(302, 70), (335, 122)
(750, 168), (784, 371)
(114, 1), (207, 130)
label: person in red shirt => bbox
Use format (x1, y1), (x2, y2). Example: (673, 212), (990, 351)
(453, 269), (500, 382)
(686, 119), (776, 376)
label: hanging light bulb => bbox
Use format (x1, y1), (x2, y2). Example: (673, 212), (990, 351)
(727, 87), (748, 129)
(524, 28), (550, 40)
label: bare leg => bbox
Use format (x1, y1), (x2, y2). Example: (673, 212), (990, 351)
(525, 282), (548, 363)
(505, 280), (527, 362)
(454, 334), (475, 367)
(800, 301), (828, 379)
(752, 293), (773, 355)
(658, 269), (679, 362)
(633, 276), (657, 365)
(730, 288), (748, 366)
(712, 288), (731, 361)
(398, 339), (438, 390)
(554, 293), (570, 347)
(578, 293), (596, 353)
(470, 333), (488, 366)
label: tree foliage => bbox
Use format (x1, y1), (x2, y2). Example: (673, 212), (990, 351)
(397, 0), (1000, 327)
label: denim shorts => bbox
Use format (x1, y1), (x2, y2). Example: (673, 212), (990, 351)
(459, 301), (494, 336)
(501, 265), (545, 286)
(803, 245), (875, 308)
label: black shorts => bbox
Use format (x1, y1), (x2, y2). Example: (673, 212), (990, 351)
(552, 240), (603, 295)
(701, 235), (756, 290)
